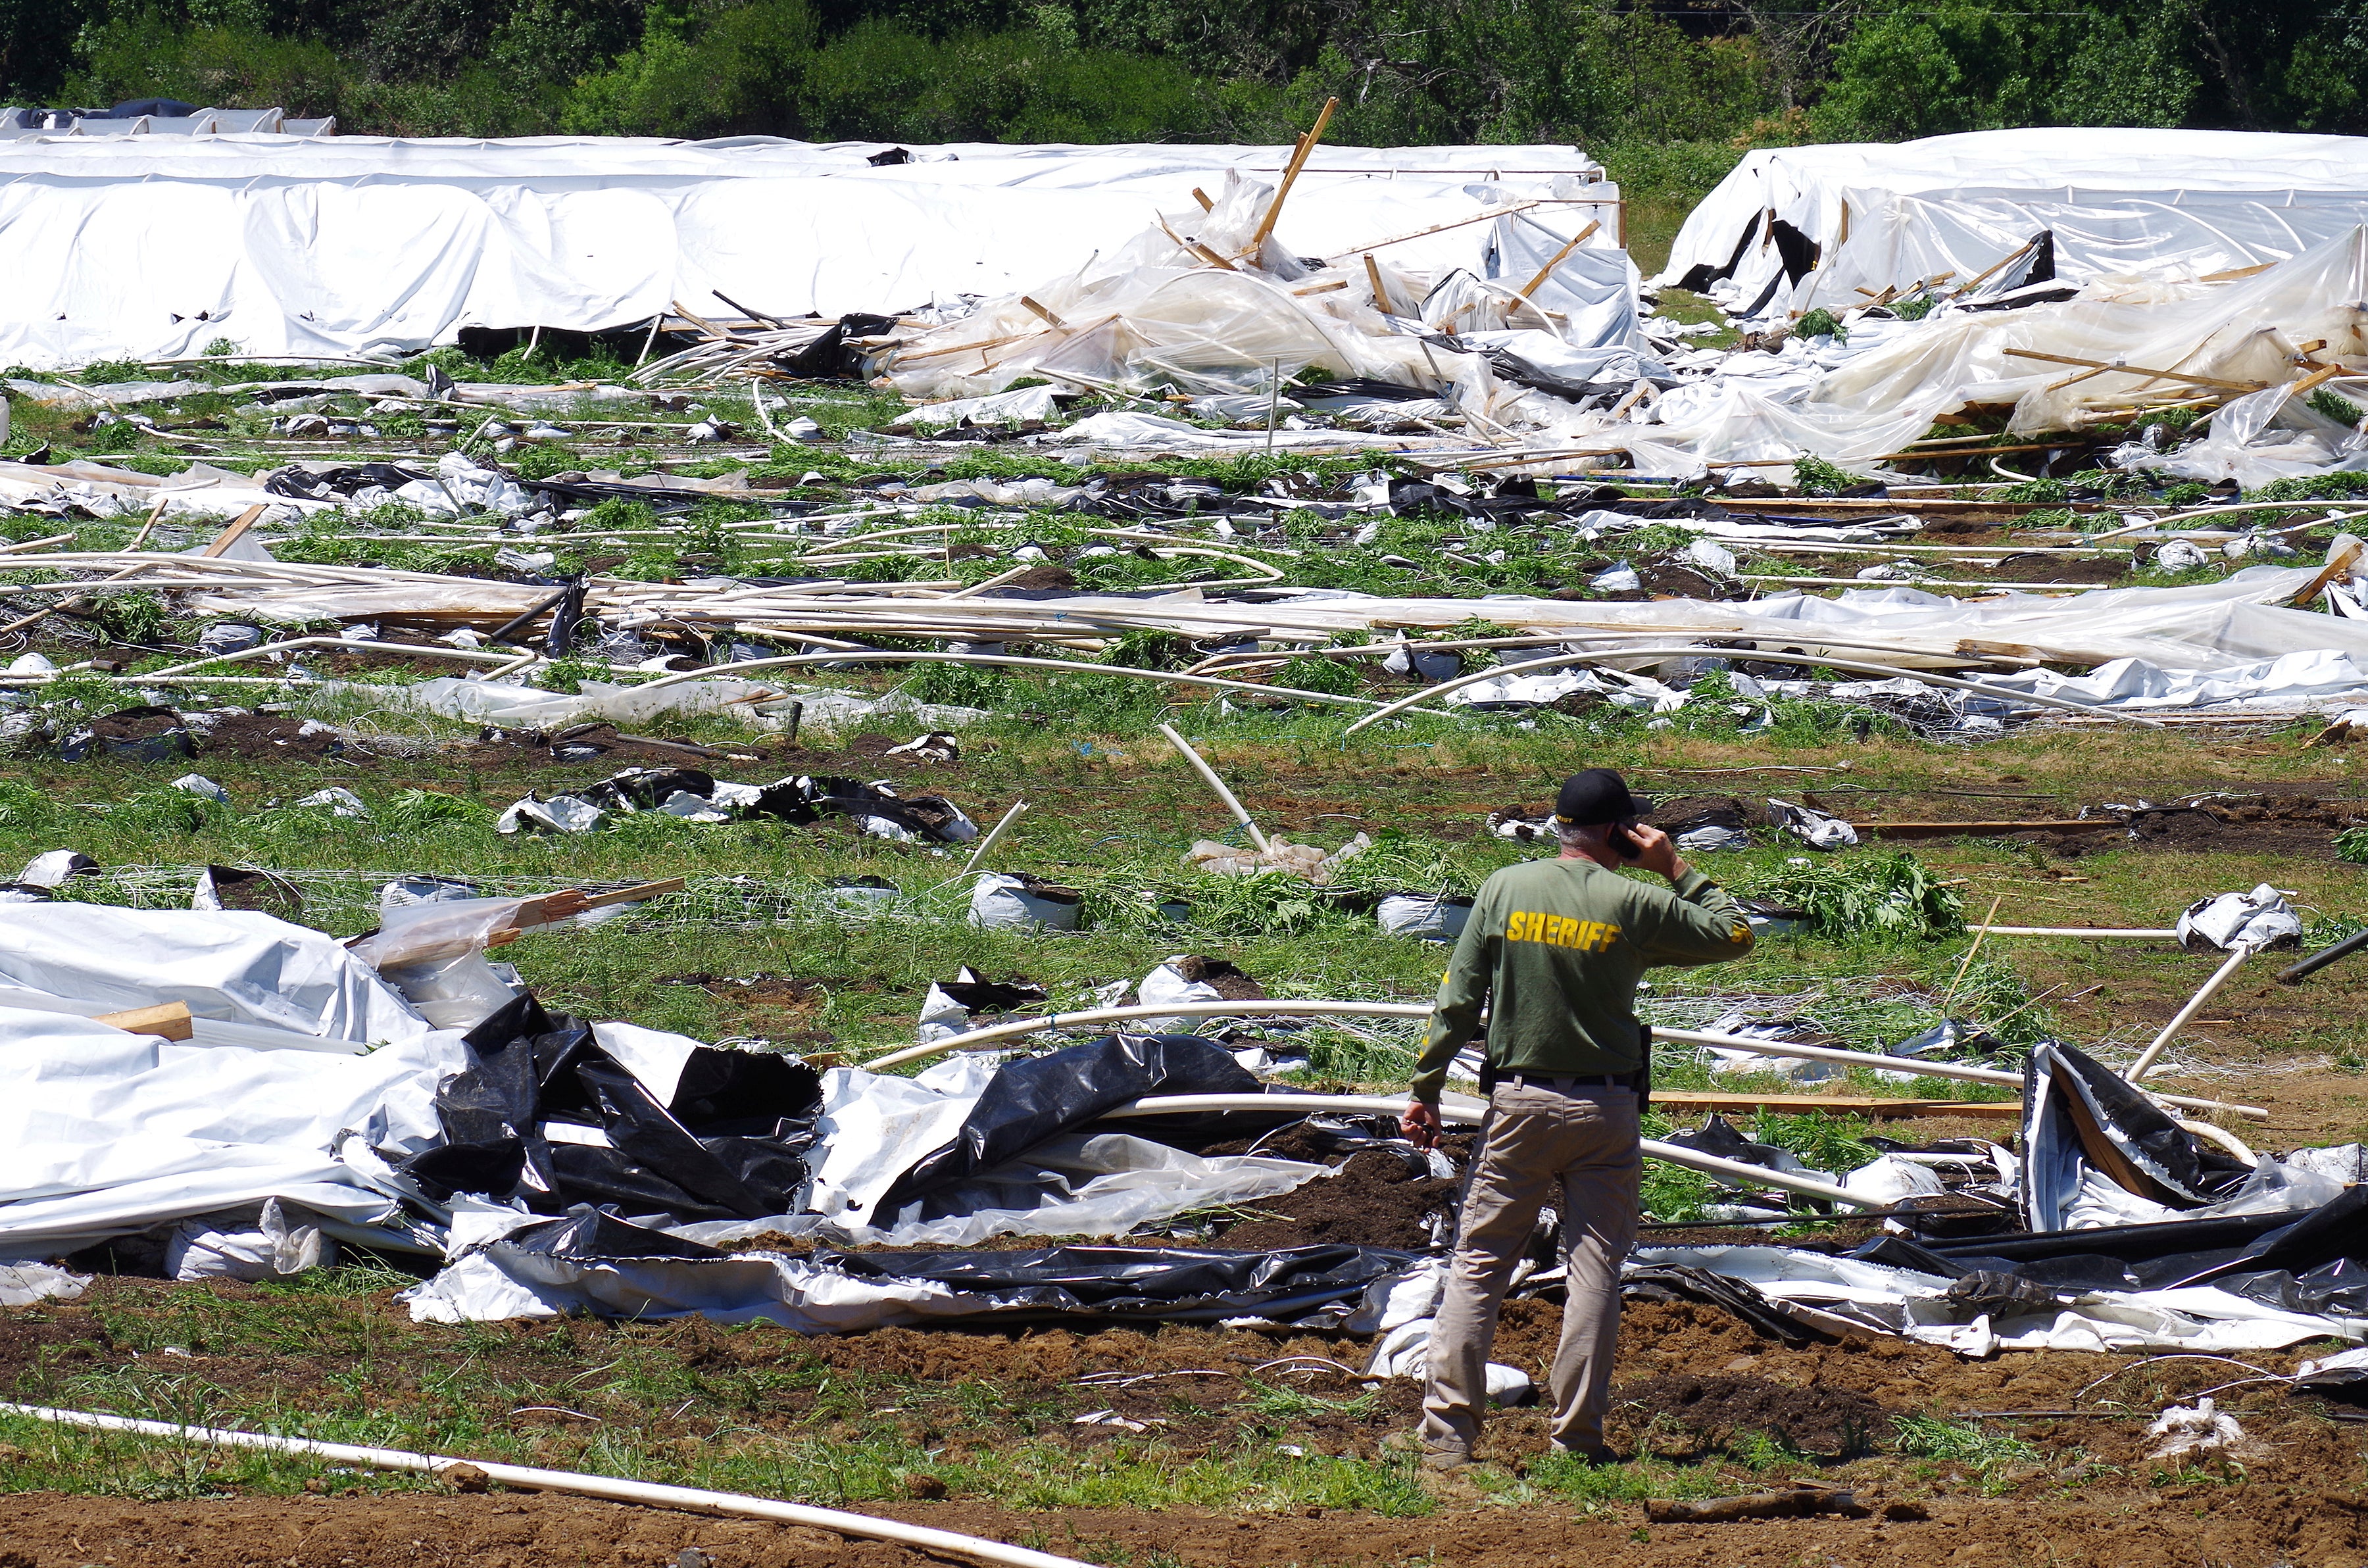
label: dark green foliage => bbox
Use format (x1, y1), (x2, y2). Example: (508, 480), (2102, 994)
(1791, 456), (1855, 497)
(2312, 389), (2365, 427)
(2248, 471), (2368, 502)
(1794, 307), (1846, 341)
(1755, 852), (1965, 941)
(23, 3), (2368, 193)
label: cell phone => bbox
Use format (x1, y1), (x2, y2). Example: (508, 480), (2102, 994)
(1610, 823), (1644, 860)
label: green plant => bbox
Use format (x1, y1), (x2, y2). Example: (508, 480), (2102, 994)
(1994, 476), (2069, 503)
(2337, 826), (2368, 865)
(1756, 852), (1965, 941)
(2313, 389), (2365, 427)
(93, 591), (172, 647)
(1890, 293), (1937, 322)
(1892, 1413), (2042, 1495)
(1791, 455), (1856, 496)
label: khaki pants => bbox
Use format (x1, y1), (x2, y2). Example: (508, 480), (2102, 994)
(1419, 1080), (1639, 1458)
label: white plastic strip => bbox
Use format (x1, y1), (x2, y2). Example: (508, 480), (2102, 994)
(0, 1403), (1092, 1568)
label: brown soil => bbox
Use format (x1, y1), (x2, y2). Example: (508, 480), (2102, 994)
(1167, 954), (1268, 1002)
(196, 712), (355, 762)
(1208, 1146), (1460, 1251)
(1608, 1371), (1894, 1459)
(15, 1482), (2368, 1568)
(2102, 795), (2368, 859)
(12, 1285), (2368, 1565)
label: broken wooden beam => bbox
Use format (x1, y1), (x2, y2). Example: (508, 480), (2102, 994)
(93, 1000), (195, 1041)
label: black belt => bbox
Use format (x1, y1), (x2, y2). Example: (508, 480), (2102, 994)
(1505, 1072), (1630, 1090)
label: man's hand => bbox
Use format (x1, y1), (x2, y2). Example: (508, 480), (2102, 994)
(1400, 1098), (1443, 1150)
(1626, 823), (1691, 883)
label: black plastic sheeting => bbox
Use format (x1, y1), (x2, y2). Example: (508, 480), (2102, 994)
(496, 1208), (1413, 1322)
(879, 1033), (1270, 1210)
(1622, 1262), (1828, 1346)
(819, 1241), (1416, 1319)
(399, 994), (822, 1223)
(2020, 1039), (2251, 1230)
(1860, 1184), (2368, 1304)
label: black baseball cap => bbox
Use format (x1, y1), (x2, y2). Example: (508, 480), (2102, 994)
(1554, 768), (1652, 826)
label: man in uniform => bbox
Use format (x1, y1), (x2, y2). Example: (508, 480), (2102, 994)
(1398, 768), (1756, 1470)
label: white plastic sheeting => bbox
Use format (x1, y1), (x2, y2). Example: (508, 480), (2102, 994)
(1660, 128), (2368, 318)
(0, 904), (429, 1046)
(1633, 1245), (2368, 1354)
(0, 134), (1606, 368)
(874, 170), (1639, 404)
(0, 1005), (462, 1258)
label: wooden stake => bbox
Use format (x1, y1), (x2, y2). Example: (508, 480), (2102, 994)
(199, 504), (268, 559)
(1246, 97), (1338, 254)
(1190, 186), (1214, 212)
(1512, 219), (1602, 303)
(1018, 296), (1067, 330)
(2001, 349), (2265, 394)
(1941, 896), (2004, 1014)
(1363, 253), (1394, 314)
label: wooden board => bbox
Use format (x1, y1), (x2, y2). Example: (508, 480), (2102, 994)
(1652, 1091), (2019, 1121)
(91, 1000), (195, 1041)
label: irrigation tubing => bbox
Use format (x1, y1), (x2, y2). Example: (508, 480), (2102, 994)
(0, 1403), (1094, 1568)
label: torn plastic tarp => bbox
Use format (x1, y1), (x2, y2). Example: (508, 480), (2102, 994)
(2021, 1040), (2252, 1232)
(495, 768), (978, 845)
(879, 1034), (1267, 1212)
(2177, 885), (2304, 952)
(681, 1131), (1327, 1251)
(401, 1203), (1418, 1330)
(0, 1004), (462, 1259)
(1633, 1240), (2368, 1354)
(0, 903), (428, 1047)
(395, 995), (822, 1225)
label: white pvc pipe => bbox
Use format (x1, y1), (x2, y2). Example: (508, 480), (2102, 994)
(1158, 723), (1270, 852)
(0, 1403), (1092, 1568)
(1650, 1025), (2264, 1119)
(863, 999), (1429, 1071)
(1341, 644), (2164, 735)
(861, 1004), (2263, 1118)
(957, 799), (1029, 875)
(1100, 1092), (1886, 1210)
(1975, 926), (2183, 939)
(2127, 944), (2252, 1081)
(1657, 1025), (2022, 1087)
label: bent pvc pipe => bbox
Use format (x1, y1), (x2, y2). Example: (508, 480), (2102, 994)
(1340, 644), (2164, 735)
(2126, 944), (2253, 1081)
(861, 1004), (2263, 1119)
(863, 998), (1430, 1071)
(0, 1403), (1093, 1568)
(1661, 1024), (2263, 1120)
(1158, 723), (1271, 852)
(1098, 1092), (1885, 1210)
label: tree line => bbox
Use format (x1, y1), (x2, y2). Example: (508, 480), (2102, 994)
(9, 1), (2368, 207)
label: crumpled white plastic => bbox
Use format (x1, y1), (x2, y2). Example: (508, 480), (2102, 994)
(2177, 884), (2304, 952)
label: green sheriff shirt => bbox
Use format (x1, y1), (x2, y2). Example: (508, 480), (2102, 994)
(1409, 856), (1755, 1102)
